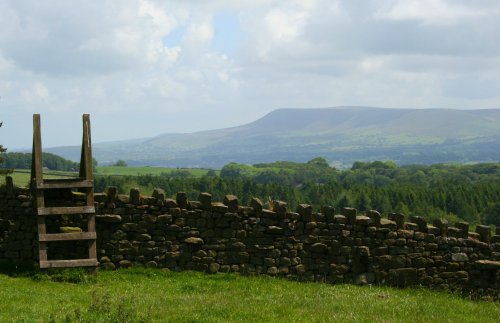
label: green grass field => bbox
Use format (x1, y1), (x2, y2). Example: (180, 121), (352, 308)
(0, 169), (78, 188)
(0, 268), (498, 322)
(1, 166), (219, 188)
(96, 166), (217, 177)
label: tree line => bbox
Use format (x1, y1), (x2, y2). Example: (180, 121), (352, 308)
(1, 152), (99, 172)
(2, 146), (497, 226)
(93, 158), (500, 226)
(1, 152), (80, 171)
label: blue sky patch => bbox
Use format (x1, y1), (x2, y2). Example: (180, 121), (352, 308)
(163, 26), (186, 47)
(212, 12), (242, 55)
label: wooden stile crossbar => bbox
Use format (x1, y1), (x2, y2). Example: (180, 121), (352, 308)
(31, 114), (98, 269)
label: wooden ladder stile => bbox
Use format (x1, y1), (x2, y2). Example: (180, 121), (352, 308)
(31, 114), (98, 269)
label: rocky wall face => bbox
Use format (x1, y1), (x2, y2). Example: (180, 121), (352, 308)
(1, 184), (499, 300)
(0, 185), (37, 263)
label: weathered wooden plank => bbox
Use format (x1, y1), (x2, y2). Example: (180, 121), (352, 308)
(80, 114), (93, 181)
(37, 206), (95, 216)
(81, 115), (95, 211)
(39, 232), (96, 242)
(87, 211), (97, 260)
(38, 242), (48, 263)
(32, 114), (44, 187)
(37, 179), (93, 189)
(37, 210), (47, 262)
(39, 259), (98, 269)
(89, 240), (97, 260)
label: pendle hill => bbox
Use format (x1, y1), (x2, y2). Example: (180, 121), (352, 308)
(47, 107), (500, 168)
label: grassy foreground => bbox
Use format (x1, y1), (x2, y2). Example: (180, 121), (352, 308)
(0, 268), (498, 322)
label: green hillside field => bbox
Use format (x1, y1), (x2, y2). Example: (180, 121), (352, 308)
(0, 267), (498, 322)
(95, 166), (217, 177)
(0, 166), (219, 188)
(0, 169), (76, 187)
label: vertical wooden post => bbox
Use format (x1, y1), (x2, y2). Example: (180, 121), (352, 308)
(79, 114), (93, 180)
(32, 114), (43, 188)
(31, 114), (47, 264)
(81, 114), (97, 261)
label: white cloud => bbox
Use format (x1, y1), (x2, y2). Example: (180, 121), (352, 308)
(183, 21), (214, 56)
(0, 0), (182, 76)
(375, 0), (499, 25)
(265, 10), (304, 42)
(34, 83), (49, 99)
(1, 0), (500, 149)
(359, 57), (386, 73)
(20, 82), (50, 103)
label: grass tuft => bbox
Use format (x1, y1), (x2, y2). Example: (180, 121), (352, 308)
(31, 268), (97, 284)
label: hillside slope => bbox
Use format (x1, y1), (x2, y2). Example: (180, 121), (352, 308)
(47, 107), (500, 168)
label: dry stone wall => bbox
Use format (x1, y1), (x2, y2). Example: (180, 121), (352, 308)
(1, 178), (499, 300)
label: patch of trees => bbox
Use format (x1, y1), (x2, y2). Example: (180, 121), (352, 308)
(94, 159), (500, 226)
(221, 157), (337, 186)
(2, 152), (79, 171)
(113, 160), (128, 167)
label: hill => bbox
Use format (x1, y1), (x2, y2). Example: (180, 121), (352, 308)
(47, 107), (500, 168)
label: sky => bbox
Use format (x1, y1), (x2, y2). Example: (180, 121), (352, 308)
(1, 0), (500, 149)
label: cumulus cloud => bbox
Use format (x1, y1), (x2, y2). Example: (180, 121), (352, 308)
(0, 0), (183, 75)
(0, 0), (499, 149)
(374, 0), (499, 26)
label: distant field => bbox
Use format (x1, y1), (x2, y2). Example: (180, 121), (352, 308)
(96, 166), (218, 177)
(1, 169), (76, 187)
(1, 167), (218, 188)
(0, 268), (498, 322)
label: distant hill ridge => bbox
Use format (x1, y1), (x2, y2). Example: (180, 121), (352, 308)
(47, 107), (500, 168)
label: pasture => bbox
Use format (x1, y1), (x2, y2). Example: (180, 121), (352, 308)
(0, 268), (498, 322)
(0, 166), (218, 188)
(95, 166), (217, 177)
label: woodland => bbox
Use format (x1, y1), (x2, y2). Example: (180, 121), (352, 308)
(94, 158), (500, 227)
(2, 149), (499, 226)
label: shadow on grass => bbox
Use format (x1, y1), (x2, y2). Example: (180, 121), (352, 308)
(0, 260), (96, 284)
(0, 260), (36, 276)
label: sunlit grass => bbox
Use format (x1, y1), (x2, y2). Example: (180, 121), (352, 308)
(0, 166), (219, 188)
(0, 268), (498, 322)
(95, 166), (217, 177)
(0, 169), (76, 188)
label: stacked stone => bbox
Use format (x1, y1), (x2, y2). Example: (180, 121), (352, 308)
(1, 182), (500, 300)
(0, 178), (37, 264)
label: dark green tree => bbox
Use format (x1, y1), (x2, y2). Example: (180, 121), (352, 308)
(92, 158), (98, 172)
(113, 160), (128, 167)
(169, 170), (191, 178)
(206, 169), (217, 177)
(483, 202), (500, 226)
(2, 152), (79, 171)
(307, 157), (330, 167)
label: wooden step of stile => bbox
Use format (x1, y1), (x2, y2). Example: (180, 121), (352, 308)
(38, 232), (96, 242)
(36, 178), (93, 189)
(37, 206), (95, 216)
(40, 259), (99, 269)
